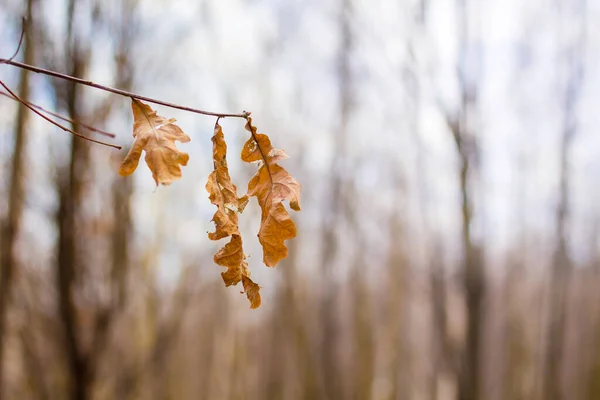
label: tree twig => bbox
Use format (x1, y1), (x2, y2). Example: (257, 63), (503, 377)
(0, 80), (121, 149)
(0, 90), (116, 138)
(2, 18), (26, 64)
(0, 59), (251, 119)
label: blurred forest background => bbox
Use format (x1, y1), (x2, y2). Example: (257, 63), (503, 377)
(0, 0), (599, 399)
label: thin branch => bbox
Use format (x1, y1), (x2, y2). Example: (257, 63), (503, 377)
(0, 90), (116, 138)
(0, 80), (121, 149)
(0, 59), (251, 119)
(2, 18), (26, 63)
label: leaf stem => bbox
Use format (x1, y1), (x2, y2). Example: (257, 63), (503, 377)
(0, 58), (251, 119)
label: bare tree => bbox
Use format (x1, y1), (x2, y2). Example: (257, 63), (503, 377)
(47, 1), (138, 398)
(0, 2), (35, 398)
(542, 1), (586, 399)
(445, 1), (484, 399)
(318, 0), (354, 399)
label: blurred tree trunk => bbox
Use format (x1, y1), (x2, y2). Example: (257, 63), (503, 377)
(110, 4), (136, 396)
(149, 278), (190, 400)
(350, 255), (374, 400)
(503, 257), (530, 400)
(17, 297), (51, 400)
(450, 110), (483, 400)
(53, 4), (90, 399)
(281, 235), (321, 399)
(542, 2), (585, 399)
(430, 244), (454, 400)
(447, 2), (484, 399)
(587, 264), (600, 399)
(587, 223), (600, 398)
(385, 216), (408, 400)
(53, 1), (133, 398)
(319, 0), (353, 399)
(0, 2), (35, 398)
(451, 111), (483, 400)
(56, 55), (92, 400)
(265, 293), (285, 400)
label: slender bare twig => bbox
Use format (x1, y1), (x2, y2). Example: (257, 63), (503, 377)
(0, 59), (251, 119)
(0, 80), (121, 149)
(2, 18), (26, 64)
(0, 90), (116, 138)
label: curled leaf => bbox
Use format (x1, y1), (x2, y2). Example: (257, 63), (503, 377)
(241, 126), (289, 164)
(206, 123), (240, 240)
(214, 234), (246, 285)
(242, 275), (261, 309)
(242, 117), (301, 267)
(119, 99), (190, 185)
(207, 122), (261, 308)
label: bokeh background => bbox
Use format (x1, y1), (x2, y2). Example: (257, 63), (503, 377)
(0, 0), (599, 399)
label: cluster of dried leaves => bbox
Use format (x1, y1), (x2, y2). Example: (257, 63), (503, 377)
(118, 99), (301, 308)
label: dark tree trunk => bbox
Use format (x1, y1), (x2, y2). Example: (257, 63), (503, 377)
(0, 3), (35, 397)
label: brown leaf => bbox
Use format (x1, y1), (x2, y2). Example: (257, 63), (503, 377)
(247, 163), (301, 212)
(214, 234), (246, 286)
(207, 122), (261, 308)
(242, 117), (301, 267)
(214, 234), (262, 308)
(119, 99), (190, 185)
(206, 123), (240, 240)
(242, 275), (261, 309)
(241, 127), (289, 164)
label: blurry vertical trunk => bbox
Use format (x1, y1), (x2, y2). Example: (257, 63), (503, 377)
(266, 238), (296, 399)
(198, 282), (230, 400)
(430, 244), (454, 400)
(55, 2), (91, 399)
(542, 2), (585, 398)
(283, 237), (321, 399)
(503, 65), (528, 400)
(53, 1), (137, 397)
(0, 3), (35, 398)
(402, 1), (440, 397)
(148, 279), (189, 400)
(589, 337), (600, 399)
(588, 222), (600, 397)
(17, 296), (51, 400)
(587, 258), (600, 399)
(350, 255), (374, 400)
(110, 3), (136, 396)
(319, 0), (353, 399)
(111, 167), (133, 398)
(451, 118), (483, 400)
(265, 306), (285, 400)
(503, 257), (530, 400)
(56, 60), (91, 400)
(503, 14), (540, 399)
(448, 2), (484, 399)
(542, 124), (572, 400)
(110, 82), (134, 400)
(385, 217), (408, 400)
(111, 154), (132, 310)
(266, 270), (289, 399)
(266, 232), (321, 400)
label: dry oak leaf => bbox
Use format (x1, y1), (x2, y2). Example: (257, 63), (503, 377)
(242, 275), (261, 309)
(119, 99), (190, 185)
(206, 123), (240, 240)
(242, 118), (301, 267)
(214, 234), (261, 308)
